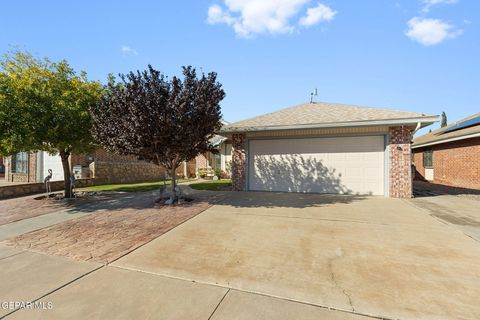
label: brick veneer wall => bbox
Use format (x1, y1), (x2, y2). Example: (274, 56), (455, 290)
(389, 126), (413, 198)
(73, 148), (176, 183)
(231, 134), (247, 191)
(413, 137), (480, 189)
(4, 153), (38, 183)
(93, 161), (167, 184)
(413, 151), (425, 180)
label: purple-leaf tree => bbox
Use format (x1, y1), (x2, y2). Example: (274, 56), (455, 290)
(90, 65), (225, 202)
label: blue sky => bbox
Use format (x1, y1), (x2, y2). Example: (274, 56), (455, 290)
(1, 0), (478, 136)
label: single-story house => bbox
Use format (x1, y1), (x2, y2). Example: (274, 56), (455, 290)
(3, 137), (233, 185)
(220, 102), (438, 198)
(192, 135), (232, 177)
(3, 148), (170, 185)
(412, 112), (480, 189)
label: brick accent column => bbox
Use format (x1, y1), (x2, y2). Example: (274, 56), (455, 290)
(231, 134), (247, 191)
(28, 152), (37, 182)
(389, 126), (413, 198)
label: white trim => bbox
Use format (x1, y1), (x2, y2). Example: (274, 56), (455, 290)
(412, 132), (480, 149)
(221, 116), (439, 134)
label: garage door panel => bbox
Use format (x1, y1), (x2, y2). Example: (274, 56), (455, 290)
(249, 136), (385, 195)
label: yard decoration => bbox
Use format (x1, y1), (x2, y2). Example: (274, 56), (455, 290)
(0, 50), (102, 198)
(44, 169), (53, 194)
(90, 65), (225, 203)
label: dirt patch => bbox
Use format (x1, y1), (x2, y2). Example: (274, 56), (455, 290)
(1, 192), (226, 264)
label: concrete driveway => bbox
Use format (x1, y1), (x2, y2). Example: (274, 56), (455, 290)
(411, 194), (480, 242)
(111, 192), (480, 320)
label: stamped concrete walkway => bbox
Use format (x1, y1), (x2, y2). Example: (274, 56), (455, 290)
(0, 192), (130, 240)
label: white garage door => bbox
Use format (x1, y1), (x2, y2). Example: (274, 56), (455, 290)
(42, 152), (64, 181)
(248, 136), (385, 195)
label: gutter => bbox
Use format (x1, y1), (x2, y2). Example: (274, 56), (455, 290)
(219, 116), (439, 135)
(412, 131), (480, 149)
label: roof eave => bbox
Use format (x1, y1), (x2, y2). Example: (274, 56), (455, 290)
(412, 131), (480, 149)
(219, 116), (439, 134)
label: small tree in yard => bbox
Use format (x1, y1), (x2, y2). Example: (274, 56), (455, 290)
(90, 65), (225, 202)
(0, 51), (102, 198)
(441, 111), (448, 128)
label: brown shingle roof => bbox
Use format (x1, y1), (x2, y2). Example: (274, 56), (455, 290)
(413, 112), (480, 148)
(221, 102), (437, 132)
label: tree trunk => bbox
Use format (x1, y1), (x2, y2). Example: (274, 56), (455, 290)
(170, 166), (177, 202)
(60, 150), (72, 198)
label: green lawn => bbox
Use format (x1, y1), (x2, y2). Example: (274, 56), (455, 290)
(78, 179), (193, 193)
(189, 179), (232, 191)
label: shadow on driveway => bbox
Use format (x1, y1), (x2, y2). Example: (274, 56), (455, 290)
(414, 180), (480, 198)
(216, 191), (367, 209)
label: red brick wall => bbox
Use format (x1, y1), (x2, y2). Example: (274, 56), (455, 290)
(413, 152), (425, 179)
(413, 137), (480, 189)
(231, 134), (246, 191)
(389, 126), (413, 198)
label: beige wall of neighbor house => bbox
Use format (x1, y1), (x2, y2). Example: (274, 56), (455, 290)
(89, 149), (168, 184)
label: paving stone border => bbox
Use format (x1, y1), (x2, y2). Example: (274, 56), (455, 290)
(0, 179), (93, 199)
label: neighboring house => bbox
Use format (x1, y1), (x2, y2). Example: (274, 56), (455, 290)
(220, 102), (438, 198)
(193, 135), (232, 177)
(0, 157), (4, 177)
(3, 148), (171, 184)
(412, 113), (480, 189)
(3, 138), (232, 185)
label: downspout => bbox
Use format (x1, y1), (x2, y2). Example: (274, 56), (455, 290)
(412, 122), (422, 136)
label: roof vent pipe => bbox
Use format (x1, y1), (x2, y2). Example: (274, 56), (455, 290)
(310, 88), (317, 103)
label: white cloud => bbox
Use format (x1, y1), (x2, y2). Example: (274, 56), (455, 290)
(421, 0), (458, 13)
(405, 17), (462, 46)
(121, 45), (138, 56)
(207, 0), (336, 37)
(299, 3), (337, 27)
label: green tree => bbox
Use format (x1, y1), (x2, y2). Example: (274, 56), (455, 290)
(0, 51), (102, 198)
(441, 111), (447, 127)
